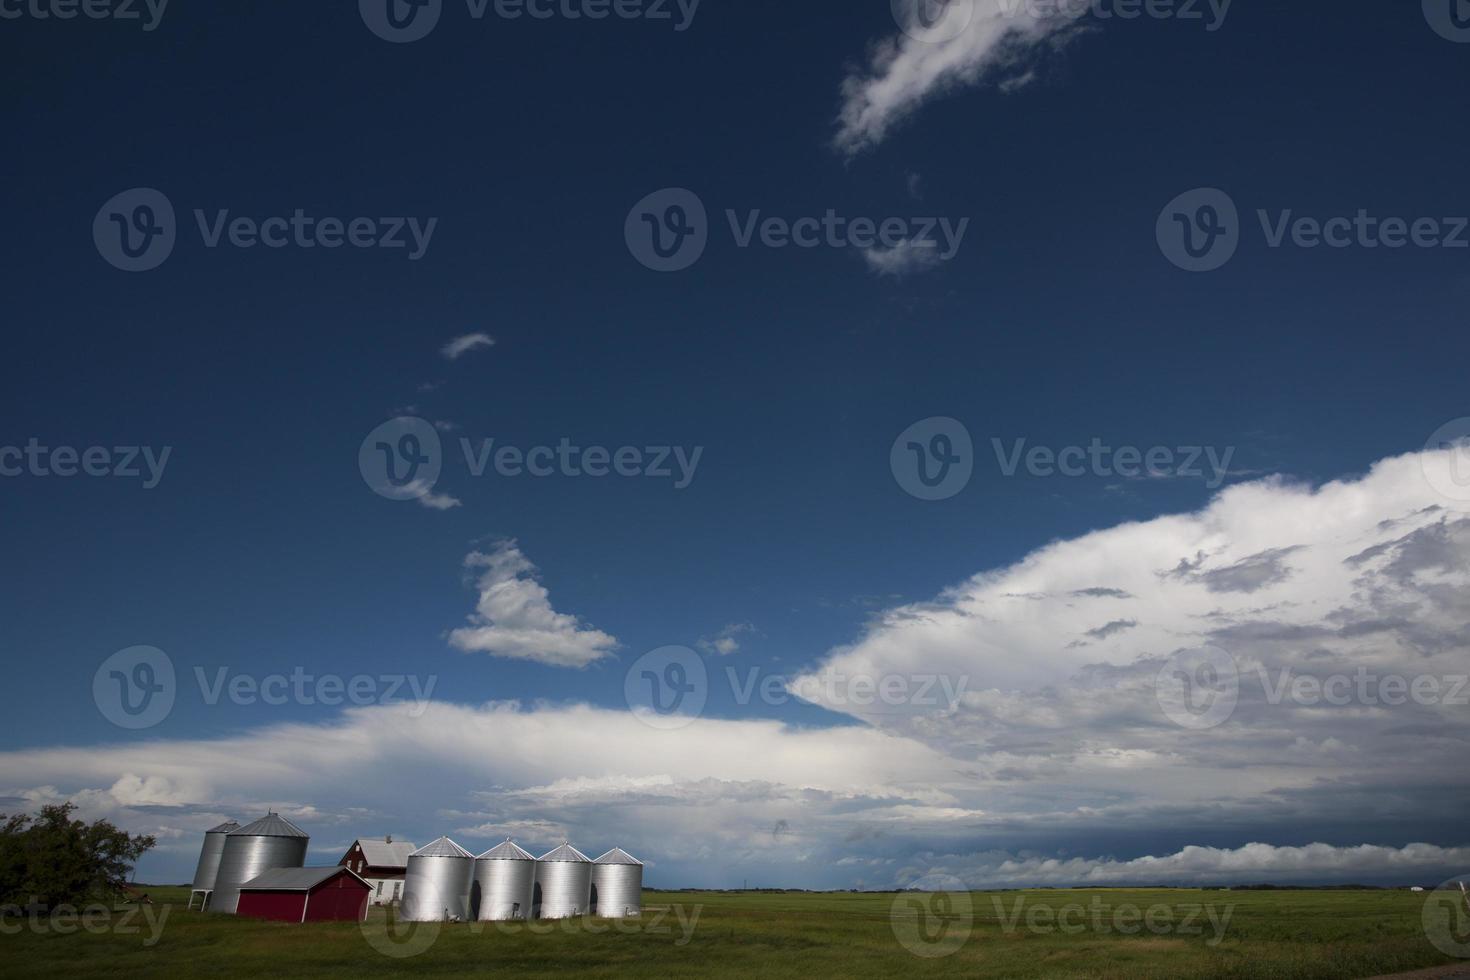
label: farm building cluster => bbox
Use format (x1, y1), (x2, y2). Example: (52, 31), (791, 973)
(186, 813), (643, 924)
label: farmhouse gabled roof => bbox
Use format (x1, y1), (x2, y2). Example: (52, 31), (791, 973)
(355, 837), (416, 867)
(410, 836), (473, 859)
(240, 866), (368, 891)
(230, 812), (309, 838)
(538, 842), (592, 863)
(477, 839), (536, 861)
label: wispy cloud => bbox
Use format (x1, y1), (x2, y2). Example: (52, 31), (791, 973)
(407, 480), (461, 511)
(836, 1), (1087, 155)
(440, 332), (495, 360)
(697, 623), (757, 656)
(447, 540), (617, 667)
(860, 239), (944, 278)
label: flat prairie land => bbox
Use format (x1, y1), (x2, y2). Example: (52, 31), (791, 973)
(4, 885), (1466, 978)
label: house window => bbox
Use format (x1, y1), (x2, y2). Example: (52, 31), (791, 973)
(376, 881), (383, 895)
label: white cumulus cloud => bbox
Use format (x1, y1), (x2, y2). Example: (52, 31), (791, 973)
(447, 541), (618, 667)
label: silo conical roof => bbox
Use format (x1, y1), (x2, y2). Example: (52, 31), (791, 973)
(538, 842), (591, 862)
(206, 820), (241, 834)
(229, 812), (308, 838)
(411, 836), (474, 858)
(594, 847), (643, 865)
(477, 839), (536, 861)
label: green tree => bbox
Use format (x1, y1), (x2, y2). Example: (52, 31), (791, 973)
(0, 802), (155, 909)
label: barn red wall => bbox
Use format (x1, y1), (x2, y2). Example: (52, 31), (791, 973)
(236, 891), (307, 922)
(237, 873), (370, 923)
(303, 876), (370, 922)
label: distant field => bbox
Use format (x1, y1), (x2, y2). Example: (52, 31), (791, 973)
(4, 884), (1465, 978)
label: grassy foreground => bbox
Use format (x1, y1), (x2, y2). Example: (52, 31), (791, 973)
(3, 884), (1463, 978)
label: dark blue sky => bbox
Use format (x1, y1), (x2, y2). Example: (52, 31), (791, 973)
(3, 2), (1469, 887)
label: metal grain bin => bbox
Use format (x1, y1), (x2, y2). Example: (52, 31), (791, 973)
(190, 820), (239, 893)
(591, 848), (643, 917)
(211, 813), (309, 914)
(534, 842), (591, 919)
(471, 839), (537, 921)
(401, 837), (474, 922)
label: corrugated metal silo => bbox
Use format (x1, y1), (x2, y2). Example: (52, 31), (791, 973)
(591, 848), (643, 917)
(190, 820), (239, 893)
(534, 842), (592, 919)
(211, 813), (309, 914)
(471, 839), (537, 921)
(401, 837), (474, 922)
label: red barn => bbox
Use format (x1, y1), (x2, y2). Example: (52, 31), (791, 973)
(235, 867), (372, 923)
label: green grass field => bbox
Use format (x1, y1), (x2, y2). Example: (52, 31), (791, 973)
(3, 884), (1464, 978)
